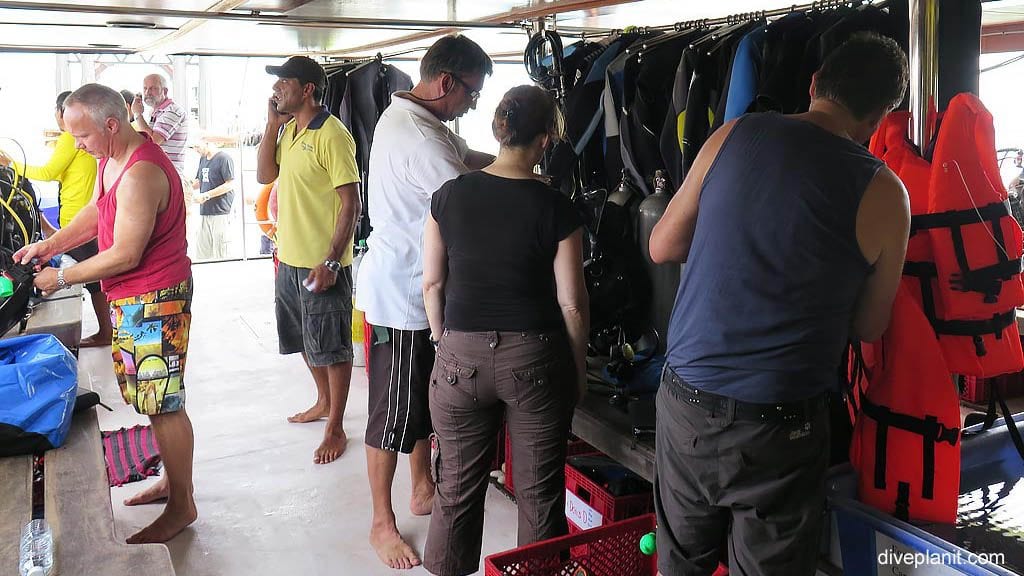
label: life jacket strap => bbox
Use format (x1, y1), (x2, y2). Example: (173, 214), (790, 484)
(909, 201), (1009, 234)
(861, 397), (960, 503)
(910, 202), (1018, 303)
(903, 261), (1016, 355)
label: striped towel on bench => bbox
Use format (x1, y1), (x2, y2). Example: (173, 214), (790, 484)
(101, 425), (162, 487)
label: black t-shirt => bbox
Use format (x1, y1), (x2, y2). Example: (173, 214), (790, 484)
(431, 171), (582, 332)
(196, 152), (235, 216)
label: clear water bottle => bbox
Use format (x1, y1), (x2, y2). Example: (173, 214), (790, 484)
(19, 519), (53, 576)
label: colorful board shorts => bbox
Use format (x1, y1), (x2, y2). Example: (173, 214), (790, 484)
(110, 278), (192, 416)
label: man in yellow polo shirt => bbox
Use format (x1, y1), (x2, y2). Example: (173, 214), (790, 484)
(257, 56), (361, 465)
(0, 90), (113, 348)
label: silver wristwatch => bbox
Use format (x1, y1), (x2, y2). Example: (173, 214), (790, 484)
(323, 259), (342, 273)
(56, 268), (68, 291)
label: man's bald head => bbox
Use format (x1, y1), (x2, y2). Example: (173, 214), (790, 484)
(63, 83), (132, 158)
(65, 83), (130, 127)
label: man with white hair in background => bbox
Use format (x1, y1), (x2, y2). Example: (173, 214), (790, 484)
(132, 73), (189, 178)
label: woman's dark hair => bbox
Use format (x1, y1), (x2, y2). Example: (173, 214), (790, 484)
(55, 90), (73, 111)
(491, 85), (564, 148)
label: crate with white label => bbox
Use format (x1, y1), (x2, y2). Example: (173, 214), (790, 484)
(564, 454), (654, 534)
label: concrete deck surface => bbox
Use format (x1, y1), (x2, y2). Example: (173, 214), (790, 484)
(85, 259), (519, 576)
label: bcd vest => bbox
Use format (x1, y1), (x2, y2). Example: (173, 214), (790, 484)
(850, 282), (961, 524)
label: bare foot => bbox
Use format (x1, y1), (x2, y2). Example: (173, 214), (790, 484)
(313, 428), (347, 464)
(287, 402), (329, 423)
(124, 477), (169, 506)
(410, 482), (435, 516)
(80, 332), (113, 348)
(126, 501), (197, 544)
(370, 523), (421, 570)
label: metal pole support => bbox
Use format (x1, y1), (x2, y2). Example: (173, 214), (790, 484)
(908, 0), (940, 148)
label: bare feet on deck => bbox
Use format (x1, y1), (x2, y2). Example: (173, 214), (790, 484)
(313, 428), (347, 464)
(126, 500), (197, 544)
(370, 523), (422, 570)
(287, 401), (329, 423)
(80, 332), (113, 348)
(124, 477), (169, 506)
(409, 482), (435, 516)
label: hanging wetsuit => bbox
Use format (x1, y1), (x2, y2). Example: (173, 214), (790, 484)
(602, 34), (652, 192)
(796, 5), (902, 113)
(755, 11), (818, 113)
(722, 24), (768, 122)
(329, 61), (412, 242)
(619, 29), (697, 195)
(679, 22), (758, 181)
(545, 35), (622, 193)
(659, 45), (697, 191)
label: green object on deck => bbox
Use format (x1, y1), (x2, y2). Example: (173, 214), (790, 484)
(0, 276), (13, 298)
(640, 531), (656, 556)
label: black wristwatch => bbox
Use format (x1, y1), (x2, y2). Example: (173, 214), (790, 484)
(429, 335), (440, 349)
(323, 259), (342, 273)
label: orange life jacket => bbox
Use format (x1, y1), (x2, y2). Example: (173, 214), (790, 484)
(870, 99), (1024, 377)
(925, 94), (1024, 319)
(850, 282), (961, 524)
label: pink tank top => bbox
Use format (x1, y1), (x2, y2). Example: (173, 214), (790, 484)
(96, 135), (191, 300)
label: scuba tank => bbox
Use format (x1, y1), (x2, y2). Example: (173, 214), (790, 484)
(637, 170), (679, 353)
(608, 169), (639, 206)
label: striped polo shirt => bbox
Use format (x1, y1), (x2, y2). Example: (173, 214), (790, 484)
(149, 98), (189, 177)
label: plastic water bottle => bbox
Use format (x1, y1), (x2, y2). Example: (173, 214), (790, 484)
(351, 240), (368, 368)
(19, 519), (53, 576)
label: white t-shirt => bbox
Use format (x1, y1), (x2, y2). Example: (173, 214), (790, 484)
(355, 94), (469, 330)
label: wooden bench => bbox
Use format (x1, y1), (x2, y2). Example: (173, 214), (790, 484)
(0, 449), (32, 569)
(0, 379), (175, 575)
(46, 405), (175, 575)
(1, 295), (174, 575)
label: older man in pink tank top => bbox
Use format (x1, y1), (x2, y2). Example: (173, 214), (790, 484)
(17, 83), (196, 545)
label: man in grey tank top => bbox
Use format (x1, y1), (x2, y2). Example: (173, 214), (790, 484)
(649, 34), (910, 575)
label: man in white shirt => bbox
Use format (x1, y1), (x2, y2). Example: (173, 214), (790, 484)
(355, 34), (495, 570)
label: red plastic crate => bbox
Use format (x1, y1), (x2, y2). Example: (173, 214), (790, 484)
(503, 429), (595, 497)
(564, 457), (654, 533)
(484, 513), (657, 576)
(504, 422), (515, 495)
(960, 375), (989, 404)
(960, 372), (1024, 404)
(493, 420), (506, 472)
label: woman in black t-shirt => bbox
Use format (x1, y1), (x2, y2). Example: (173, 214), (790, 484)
(421, 85), (589, 576)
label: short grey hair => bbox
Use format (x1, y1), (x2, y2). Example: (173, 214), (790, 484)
(145, 73), (168, 90)
(64, 83), (131, 128)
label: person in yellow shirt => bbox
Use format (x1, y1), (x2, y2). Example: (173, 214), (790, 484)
(0, 90), (113, 347)
(257, 56), (361, 466)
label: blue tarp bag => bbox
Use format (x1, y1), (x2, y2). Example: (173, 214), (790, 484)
(0, 334), (77, 456)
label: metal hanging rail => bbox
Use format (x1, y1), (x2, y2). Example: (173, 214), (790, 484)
(542, 0), (885, 39)
(639, 0), (884, 33)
